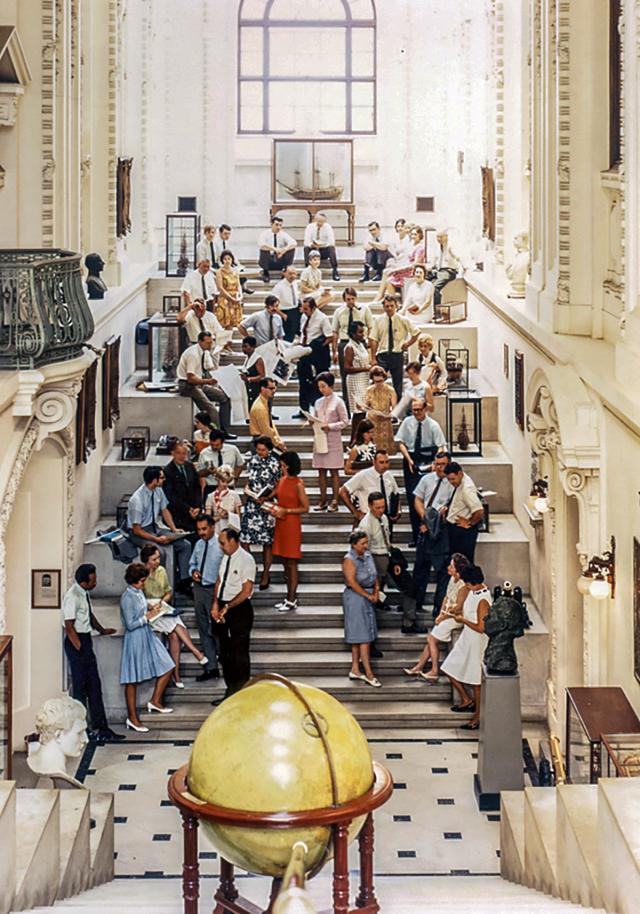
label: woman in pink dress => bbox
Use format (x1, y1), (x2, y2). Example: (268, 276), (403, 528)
(311, 372), (349, 513)
(374, 226), (426, 299)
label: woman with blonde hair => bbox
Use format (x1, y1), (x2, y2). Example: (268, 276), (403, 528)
(205, 465), (243, 534)
(417, 333), (447, 392)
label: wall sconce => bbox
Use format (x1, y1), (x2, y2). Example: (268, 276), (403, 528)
(577, 537), (616, 600)
(531, 478), (549, 514)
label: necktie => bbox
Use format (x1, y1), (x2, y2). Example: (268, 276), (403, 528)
(198, 315), (205, 333)
(316, 225), (321, 242)
(201, 351), (210, 379)
(387, 316), (394, 353)
(218, 555), (232, 603)
(413, 421), (423, 462)
(268, 313), (274, 340)
(216, 450), (222, 467)
(273, 233), (278, 249)
(178, 463), (188, 482)
(379, 473), (388, 514)
(201, 274), (207, 301)
(210, 241), (215, 265)
(379, 517), (391, 552)
(347, 307), (355, 337)
(150, 491), (157, 533)
(199, 540), (209, 577)
(85, 591), (92, 621)
(222, 239), (226, 250)
(427, 477), (443, 508)
(302, 316), (308, 346)
(446, 485), (458, 519)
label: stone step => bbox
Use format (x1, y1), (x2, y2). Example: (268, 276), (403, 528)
(0, 782), (15, 914)
(57, 791), (91, 901)
(524, 787), (558, 897)
(500, 791), (526, 886)
(14, 789), (60, 911)
(88, 793), (115, 890)
(556, 784), (602, 909)
(597, 778), (640, 914)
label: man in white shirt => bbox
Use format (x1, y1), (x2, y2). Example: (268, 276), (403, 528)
(176, 298), (227, 366)
(258, 216), (297, 282)
(211, 527), (257, 701)
(214, 224), (254, 294)
(370, 295), (420, 398)
(357, 493), (392, 582)
(413, 451), (454, 616)
(360, 221), (392, 282)
(176, 331), (232, 433)
(444, 461), (484, 562)
(395, 398), (447, 544)
(198, 428), (245, 487)
(272, 266), (301, 342)
(181, 260), (217, 309)
(303, 212), (340, 281)
(427, 229), (462, 304)
(331, 287), (373, 414)
(196, 225), (217, 269)
(339, 450), (400, 525)
(296, 297), (332, 414)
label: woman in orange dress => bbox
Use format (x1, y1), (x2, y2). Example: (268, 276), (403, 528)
(270, 451), (309, 614)
(214, 250), (243, 329)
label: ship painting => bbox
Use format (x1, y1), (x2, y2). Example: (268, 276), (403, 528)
(277, 168), (343, 201)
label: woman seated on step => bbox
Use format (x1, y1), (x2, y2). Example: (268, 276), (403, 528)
(416, 333), (447, 393)
(403, 552), (470, 681)
(140, 544), (209, 690)
(342, 530), (381, 689)
(120, 563), (175, 733)
(440, 563), (490, 730)
(299, 249), (333, 309)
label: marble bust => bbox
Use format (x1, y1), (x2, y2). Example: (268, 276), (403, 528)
(506, 231), (530, 299)
(85, 252), (108, 300)
(27, 696), (88, 788)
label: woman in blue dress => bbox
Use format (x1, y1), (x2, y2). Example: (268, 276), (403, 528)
(120, 563), (175, 732)
(240, 435), (281, 590)
(341, 530), (381, 688)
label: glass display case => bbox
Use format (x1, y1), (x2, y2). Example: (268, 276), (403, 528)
(565, 687), (640, 783)
(273, 139), (353, 204)
(0, 636), (12, 780)
(163, 294), (182, 315)
(447, 391), (483, 457)
(121, 426), (151, 461)
(165, 212), (201, 278)
(147, 313), (182, 387)
(602, 733), (640, 777)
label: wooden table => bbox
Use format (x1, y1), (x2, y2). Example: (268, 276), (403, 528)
(565, 687), (640, 782)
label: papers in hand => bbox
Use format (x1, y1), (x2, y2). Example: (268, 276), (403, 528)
(157, 527), (190, 541)
(301, 410), (328, 455)
(146, 600), (177, 620)
(227, 510), (241, 531)
(245, 485), (271, 503)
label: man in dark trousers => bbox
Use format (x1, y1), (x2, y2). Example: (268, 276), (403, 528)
(189, 514), (224, 682)
(162, 440), (202, 542)
(62, 564), (125, 742)
(413, 452), (454, 618)
(211, 527), (257, 703)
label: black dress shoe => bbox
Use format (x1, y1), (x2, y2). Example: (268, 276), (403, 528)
(196, 670), (220, 682)
(371, 647), (384, 658)
(358, 274), (369, 283)
(211, 695), (225, 706)
(373, 272), (383, 282)
(408, 540), (417, 549)
(96, 728), (126, 742)
(291, 411), (304, 419)
(451, 702), (475, 713)
(244, 286), (255, 295)
(271, 414), (280, 420)
(401, 624), (419, 634)
(332, 272), (341, 282)
(261, 271), (270, 283)
(225, 432), (239, 440)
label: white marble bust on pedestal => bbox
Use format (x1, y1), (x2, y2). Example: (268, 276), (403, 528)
(27, 697), (88, 788)
(506, 231), (530, 298)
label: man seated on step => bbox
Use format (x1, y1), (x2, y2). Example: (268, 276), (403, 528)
(258, 216), (297, 283)
(272, 265), (301, 342)
(303, 212), (341, 281)
(198, 428), (245, 496)
(124, 465), (193, 595)
(176, 298), (230, 367)
(181, 258), (217, 310)
(339, 449), (400, 528)
(239, 295), (285, 347)
(213, 223), (254, 295)
(426, 229), (463, 305)
(249, 377), (286, 451)
(176, 331), (234, 436)
(360, 221), (393, 283)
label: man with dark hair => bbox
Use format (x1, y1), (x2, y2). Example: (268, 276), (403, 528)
(296, 296), (332, 415)
(125, 466), (192, 591)
(248, 377), (285, 449)
(197, 429), (245, 489)
(62, 565), (124, 742)
(162, 441), (202, 538)
(176, 331), (234, 435)
(395, 399), (447, 544)
(239, 295), (284, 347)
(444, 462), (484, 561)
(189, 514), (224, 682)
(211, 527), (257, 702)
(258, 217), (297, 282)
(239, 335), (267, 409)
(360, 221), (392, 282)
(331, 287), (373, 414)
(370, 295), (420, 398)
(339, 450), (400, 525)
(413, 452), (454, 617)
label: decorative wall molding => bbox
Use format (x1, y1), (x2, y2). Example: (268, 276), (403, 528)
(556, 0), (572, 307)
(493, 0), (505, 263)
(40, 0), (57, 246)
(34, 384), (79, 450)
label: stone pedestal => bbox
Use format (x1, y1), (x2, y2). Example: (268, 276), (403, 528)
(474, 665), (524, 810)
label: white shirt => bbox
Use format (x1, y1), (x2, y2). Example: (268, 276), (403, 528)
(357, 511), (391, 556)
(183, 309), (225, 344)
(196, 238), (217, 266)
(272, 278), (300, 308)
(197, 444), (245, 475)
(181, 268), (217, 302)
(177, 343), (216, 381)
(213, 236), (242, 269)
(431, 243), (461, 272)
(217, 547), (256, 602)
(446, 473), (483, 524)
(344, 467), (399, 510)
(413, 472), (453, 508)
(331, 304), (374, 338)
(401, 280), (435, 317)
(299, 309), (332, 344)
(62, 582), (93, 633)
(258, 228), (297, 251)
(366, 230), (390, 249)
(303, 221), (336, 248)
(389, 233), (412, 262)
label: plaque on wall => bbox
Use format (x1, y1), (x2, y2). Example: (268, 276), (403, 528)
(514, 350), (525, 430)
(31, 569), (62, 609)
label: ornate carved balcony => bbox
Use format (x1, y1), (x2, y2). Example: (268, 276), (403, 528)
(0, 249), (94, 369)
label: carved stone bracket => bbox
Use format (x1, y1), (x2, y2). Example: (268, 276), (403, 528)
(34, 385), (79, 450)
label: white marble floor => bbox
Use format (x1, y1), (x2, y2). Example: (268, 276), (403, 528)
(77, 727), (532, 882)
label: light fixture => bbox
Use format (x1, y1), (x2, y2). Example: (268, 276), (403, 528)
(576, 537), (616, 600)
(531, 478), (549, 514)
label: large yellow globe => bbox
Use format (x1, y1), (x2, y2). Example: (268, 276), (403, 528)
(187, 677), (373, 877)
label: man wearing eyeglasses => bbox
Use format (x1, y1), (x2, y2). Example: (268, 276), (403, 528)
(248, 377), (286, 450)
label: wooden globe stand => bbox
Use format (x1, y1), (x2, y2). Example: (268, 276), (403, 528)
(168, 761), (393, 914)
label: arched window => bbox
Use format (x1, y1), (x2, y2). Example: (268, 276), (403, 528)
(238, 0), (376, 135)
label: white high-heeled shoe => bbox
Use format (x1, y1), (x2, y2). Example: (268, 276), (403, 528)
(198, 655), (209, 666)
(126, 718), (149, 733)
(147, 702), (174, 714)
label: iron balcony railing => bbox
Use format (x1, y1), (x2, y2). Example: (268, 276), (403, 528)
(0, 249), (94, 369)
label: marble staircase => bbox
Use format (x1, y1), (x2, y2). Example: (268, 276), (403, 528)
(500, 780), (640, 914)
(85, 257), (547, 732)
(0, 781), (114, 914)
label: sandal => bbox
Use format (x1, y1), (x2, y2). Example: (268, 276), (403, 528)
(327, 501), (339, 513)
(313, 502), (328, 512)
(403, 668), (422, 676)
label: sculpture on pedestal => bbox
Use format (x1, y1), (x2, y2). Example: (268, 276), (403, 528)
(506, 231), (530, 298)
(483, 582), (531, 675)
(26, 696), (88, 787)
(85, 252), (108, 300)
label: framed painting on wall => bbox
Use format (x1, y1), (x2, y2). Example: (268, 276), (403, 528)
(514, 350), (525, 429)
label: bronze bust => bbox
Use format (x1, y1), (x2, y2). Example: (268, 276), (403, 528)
(483, 582), (531, 675)
(85, 252), (108, 300)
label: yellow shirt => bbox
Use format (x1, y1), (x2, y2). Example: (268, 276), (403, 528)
(249, 397), (283, 449)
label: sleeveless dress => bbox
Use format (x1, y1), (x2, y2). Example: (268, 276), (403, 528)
(364, 383), (397, 455)
(430, 577), (465, 643)
(272, 476), (303, 559)
(215, 269), (243, 328)
(342, 548), (378, 644)
(440, 586), (490, 685)
(344, 340), (371, 412)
